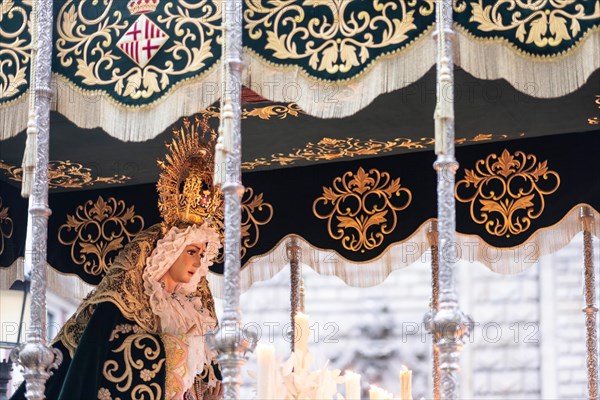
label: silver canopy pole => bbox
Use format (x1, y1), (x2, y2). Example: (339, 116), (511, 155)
(10, 0), (63, 398)
(427, 1), (472, 399)
(207, 1), (256, 398)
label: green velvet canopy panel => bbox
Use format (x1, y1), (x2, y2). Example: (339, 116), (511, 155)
(2, 0), (599, 139)
(1, 61), (599, 291)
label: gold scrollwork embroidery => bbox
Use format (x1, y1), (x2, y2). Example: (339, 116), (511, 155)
(244, 0), (434, 74)
(242, 133), (526, 170)
(313, 167), (412, 253)
(242, 137), (433, 170)
(457, 0), (600, 48)
(213, 187), (274, 262)
(0, 196), (14, 255)
(455, 149), (561, 237)
(58, 196), (145, 276)
(201, 103), (303, 120)
(241, 187), (274, 258)
(0, 0), (31, 100)
(0, 160), (130, 188)
(103, 324), (164, 400)
(588, 94), (600, 125)
(55, 0), (220, 99)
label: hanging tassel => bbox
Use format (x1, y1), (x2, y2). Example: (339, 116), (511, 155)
(435, 56), (454, 155)
(214, 129), (226, 186)
(434, 104), (443, 155)
(438, 56), (454, 121)
(21, 111), (37, 198)
(214, 101), (234, 186)
(221, 102), (234, 155)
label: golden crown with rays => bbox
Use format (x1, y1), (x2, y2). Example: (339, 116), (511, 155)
(157, 116), (223, 233)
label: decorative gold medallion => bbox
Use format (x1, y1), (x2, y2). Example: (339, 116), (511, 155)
(241, 188), (274, 258)
(0, 160), (130, 189)
(455, 149), (561, 237)
(58, 196), (145, 276)
(0, 196), (14, 256)
(55, 0), (220, 100)
(313, 167), (412, 253)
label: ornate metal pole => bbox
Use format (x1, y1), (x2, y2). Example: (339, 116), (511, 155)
(287, 237), (302, 352)
(581, 206), (598, 400)
(0, 359), (13, 400)
(10, 0), (63, 398)
(207, 1), (256, 398)
(427, 222), (441, 400)
(426, 1), (472, 399)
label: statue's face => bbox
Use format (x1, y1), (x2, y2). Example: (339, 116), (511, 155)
(166, 243), (207, 284)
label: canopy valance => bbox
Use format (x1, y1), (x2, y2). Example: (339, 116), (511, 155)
(2, 0), (599, 140)
(1, 115), (598, 295)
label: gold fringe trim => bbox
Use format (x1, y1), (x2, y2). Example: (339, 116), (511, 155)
(2, 206), (598, 298)
(46, 264), (95, 301)
(0, 68), (223, 141)
(0, 258), (25, 290)
(455, 28), (600, 99)
(242, 33), (437, 119)
(52, 69), (222, 141)
(208, 205), (600, 296)
(0, 97), (30, 141)
(0, 257), (93, 301)
(457, 204), (600, 275)
(207, 221), (435, 297)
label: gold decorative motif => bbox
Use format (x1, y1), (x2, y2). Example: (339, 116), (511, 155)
(54, 225), (164, 358)
(202, 103), (303, 120)
(313, 167), (412, 252)
(103, 323), (164, 400)
(58, 196), (145, 276)
(157, 116), (223, 231)
(244, 0), (434, 73)
(97, 387), (112, 400)
(0, 196), (14, 256)
(588, 95), (600, 125)
(243, 137), (432, 170)
(56, 0), (220, 99)
(0, 0), (31, 101)
(0, 160), (130, 188)
(458, 0), (600, 48)
(162, 333), (187, 399)
(242, 133), (525, 170)
(455, 149), (561, 237)
(241, 188), (274, 258)
(128, 0), (160, 15)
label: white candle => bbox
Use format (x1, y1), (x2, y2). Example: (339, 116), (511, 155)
(345, 371), (361, 400)
(294, 312), (310, 355)
(256, 343), (275, 399)
(370, 385), (385, 400)
(400, 367), (413, 400)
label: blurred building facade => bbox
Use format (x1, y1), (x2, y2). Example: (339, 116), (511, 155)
(2, 234), (597, 399)
(231, 233), (599, 399)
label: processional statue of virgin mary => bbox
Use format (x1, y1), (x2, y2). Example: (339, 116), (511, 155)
(11, 117), (224, 400)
